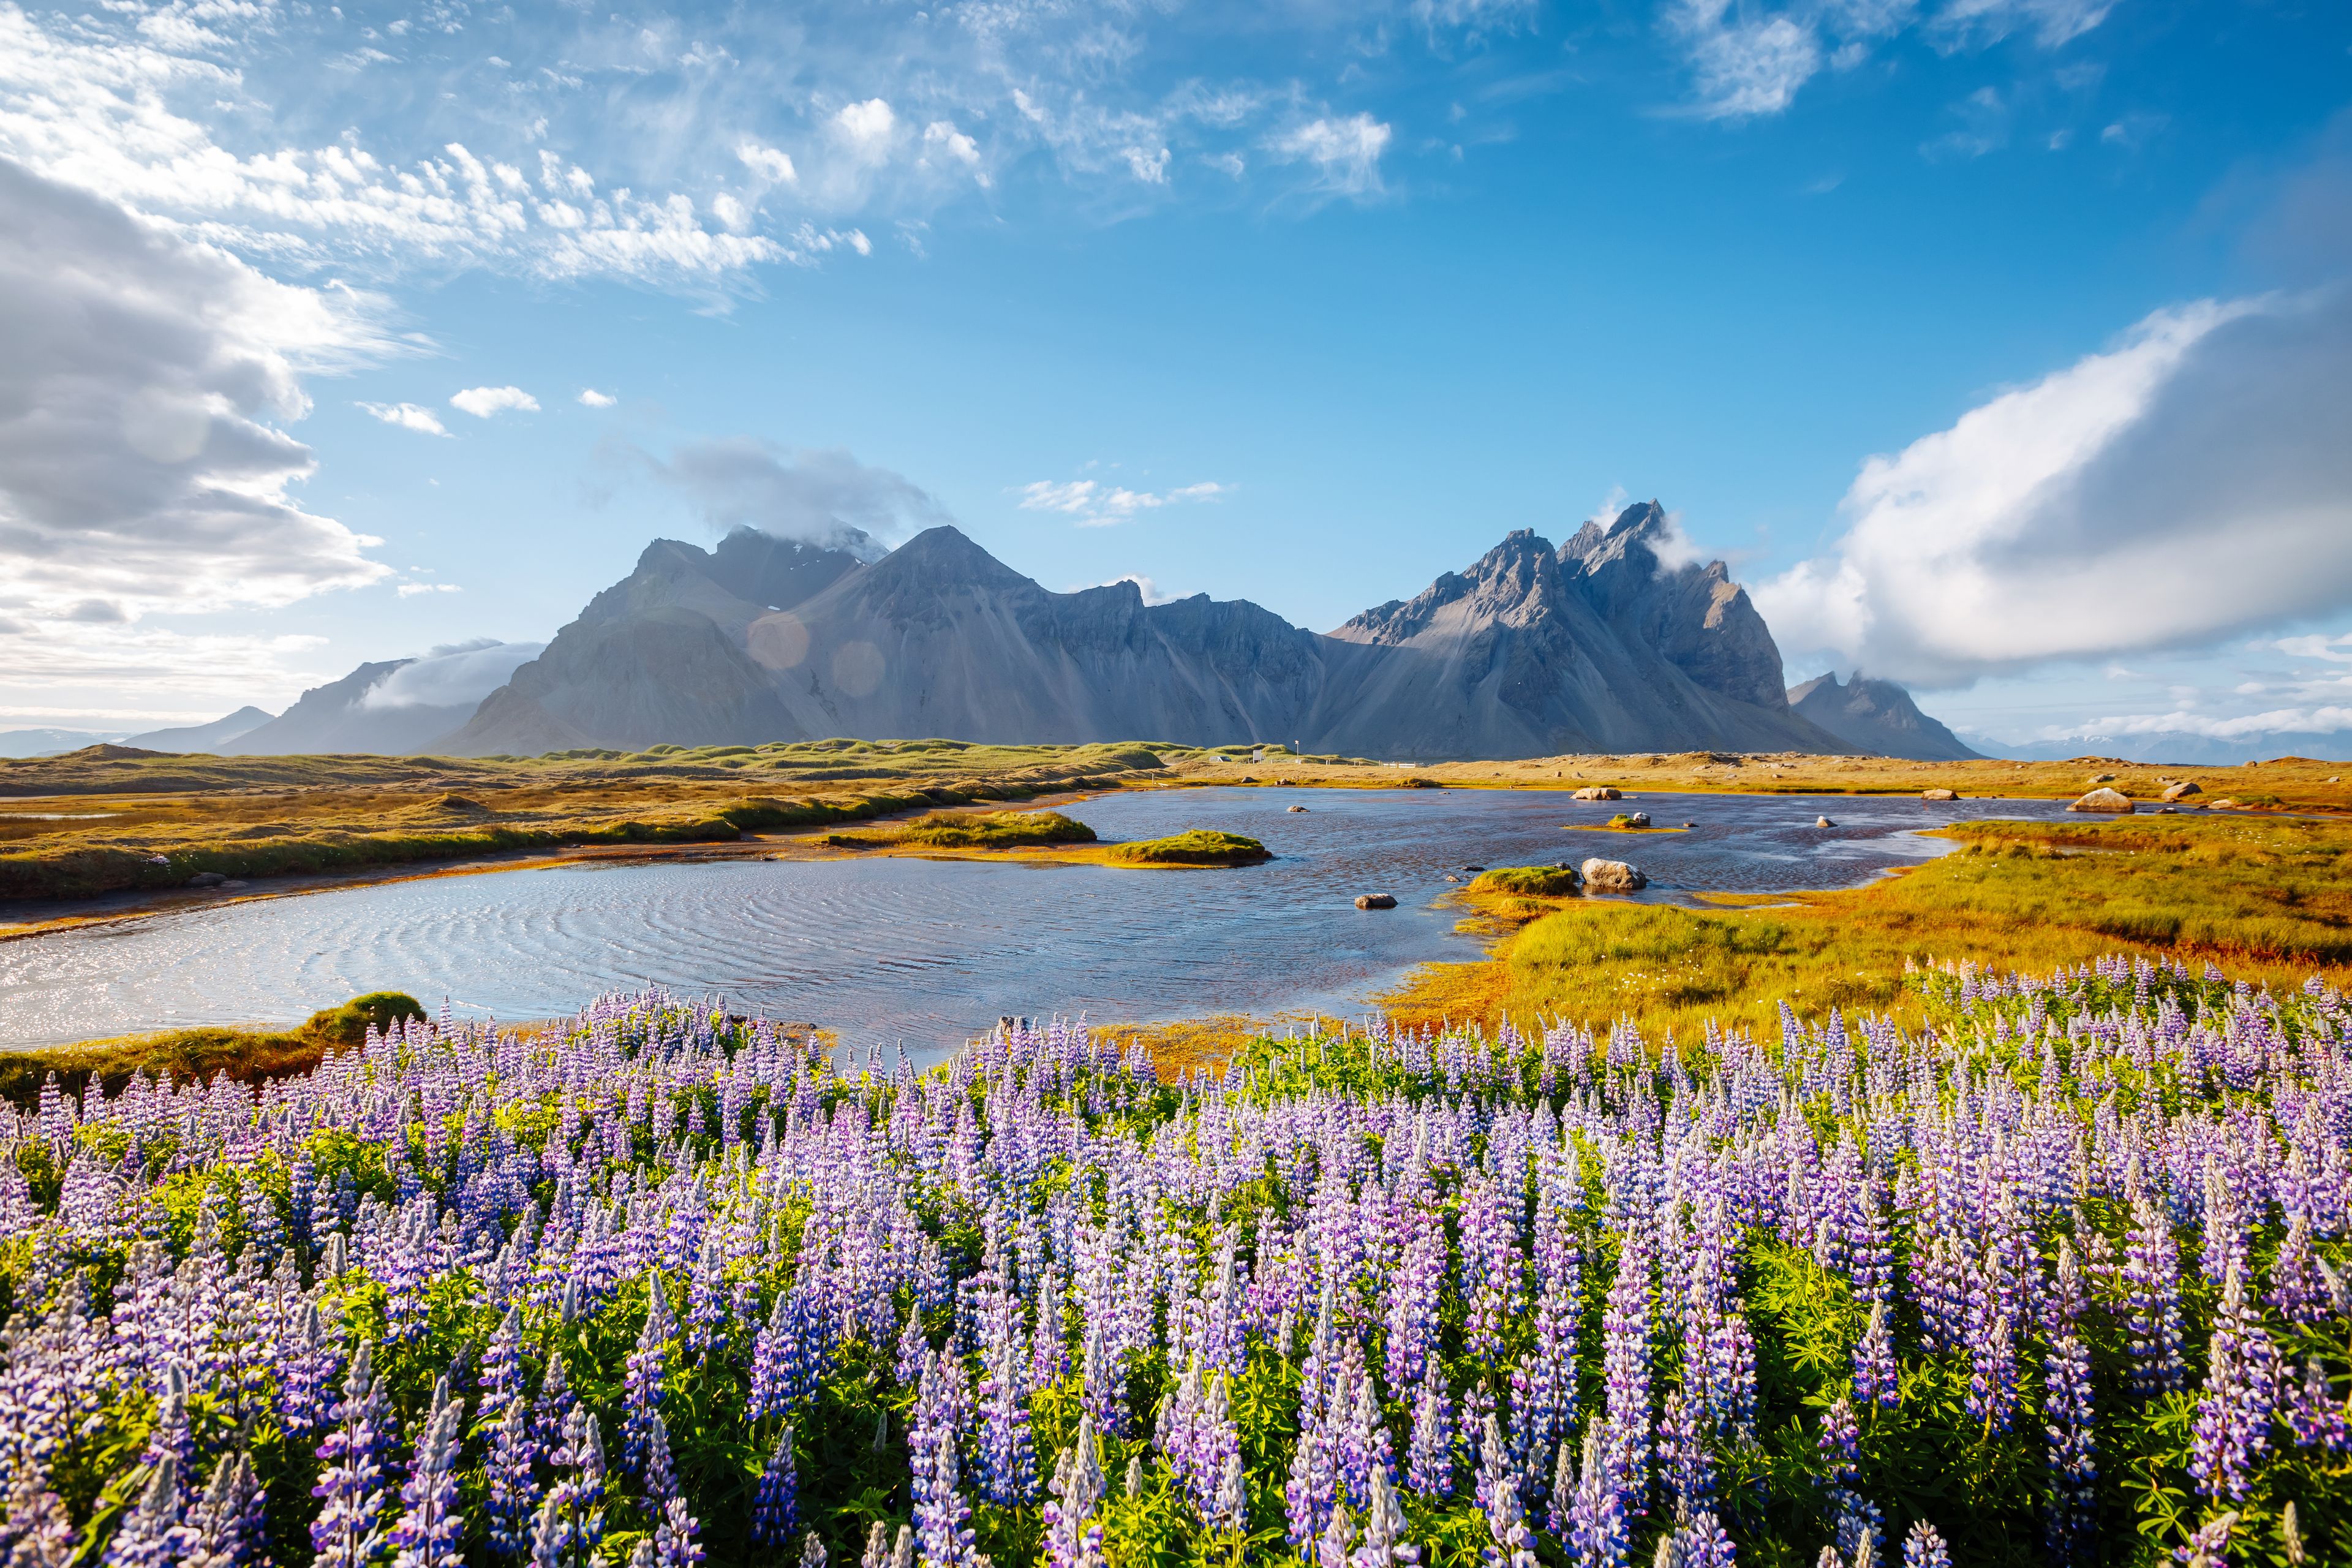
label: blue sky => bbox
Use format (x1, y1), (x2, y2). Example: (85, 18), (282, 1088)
(1, 0), (2348, 752)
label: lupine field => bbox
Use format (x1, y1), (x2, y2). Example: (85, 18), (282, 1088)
(1, 957), (2347, 1568)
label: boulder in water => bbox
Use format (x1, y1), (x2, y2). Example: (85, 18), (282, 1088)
(1580, 858), (1648, 892)
(2069, 787), (2135, 813)
(1354, 893), (1397, 910)
(1921, 788), (1957, 802)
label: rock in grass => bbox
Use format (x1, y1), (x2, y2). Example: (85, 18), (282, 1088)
(1355, 893), (1397, 909)
(1922, 788), (1957, 801)
(1471, 865), (1581, 896)
(1580, 858), (1648, 892)
(2069, 787), (2135, 813)
(2162, 780), (2203, 801)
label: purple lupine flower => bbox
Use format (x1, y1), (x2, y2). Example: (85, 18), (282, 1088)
(2122, 1197), (2187, 1400)
(623, 1276), (674, 1479)
(538, 1408), (606, 1568)
(973, 1340), (1037, 1506)
(312, 1340), (393, 1568)
(1597, 1217), (1654, 1526)
(104, 1456), (183, 1568)
(2174, 1512), (2236, 1567)
(1352, 1467), (1415, 1567)
(1899, 1523), (1950, 1568)
(1042, 1415), (1109, 1568)
(1404, 1360), (1453, 1499)
(1565, 1428), (1626, 1568)
(1662, 1510), (1736, 1568)
(2, 1478), (76, 1568)
(1852, 1300), (1898, 1412)
(2283, 1358), (2348, 1450)
(2190, 1261), (2281, 1501)
(1474, 1414), (1537, 1568)
(1285, 1417), (1340, 1560)
(910, 1353), (980, 1568)
(752, 1426), (799, 1548)
(390, 1379), (467, 1568)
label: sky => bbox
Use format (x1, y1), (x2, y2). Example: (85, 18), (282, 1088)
(1, 0), (2348, 753)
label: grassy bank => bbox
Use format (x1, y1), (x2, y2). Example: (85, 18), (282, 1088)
(0, 990), (421, 1103)
(0, 740), (1197, 905)
(1107, 829), (1270, 865)
(818, 809), (1098, 851)
(1391, 812), (2352, 1039)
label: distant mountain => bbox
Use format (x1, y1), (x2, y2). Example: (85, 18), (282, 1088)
(1954, 729), (2352, 767)
(1787, 673), (1981, 761)
(448, 504), (1848, 760)
(0, 727), (121, 758)
(122, 706), (274, 753)
(225, 642), (543, 755)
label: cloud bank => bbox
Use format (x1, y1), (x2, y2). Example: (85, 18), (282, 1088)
(1755, 288), (2352, 688)
(0, 157), (390, 633)
(360, 639), (546, 710)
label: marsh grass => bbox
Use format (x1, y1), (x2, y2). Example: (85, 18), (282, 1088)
(818, 810), (1099, 850)
(1469, 865), (1583, 897)
(0, 990), (421, 1104)
(1389, 813), (2352, 1039)
(1108, 829), (1272, 866)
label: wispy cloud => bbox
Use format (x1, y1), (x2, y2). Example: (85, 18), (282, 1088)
(1270, 115), (1393, 199)
(578, 389), (617, 409)
(358, 402), (451, 436)
(1019, 478), (1229, 527)
(1664, 0), (2117, 123)
(451, 385), (540, 418)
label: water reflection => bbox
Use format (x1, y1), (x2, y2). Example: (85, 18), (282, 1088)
(0, 786), (2075, 1053)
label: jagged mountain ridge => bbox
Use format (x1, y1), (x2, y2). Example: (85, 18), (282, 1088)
(442, 502), (1850, 759)
(1787, 672), (1983, 761)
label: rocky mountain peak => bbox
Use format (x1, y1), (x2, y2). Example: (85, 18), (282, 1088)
(1787, 672), (1981, 761)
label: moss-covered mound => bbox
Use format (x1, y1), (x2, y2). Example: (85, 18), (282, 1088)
(821, 810), (1098, 851)
(0, 990), (427, 1104)
(1471, 865), (1585, 897)
(1110, 830), (1272, 866)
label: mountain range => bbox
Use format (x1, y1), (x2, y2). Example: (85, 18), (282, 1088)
(438, 501), (1845, 759)
(131, 502), (2008, 761)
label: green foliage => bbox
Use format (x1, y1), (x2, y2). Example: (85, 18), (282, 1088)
(1110, 831), (1272, 866)
(1470, 865), (1583, 897)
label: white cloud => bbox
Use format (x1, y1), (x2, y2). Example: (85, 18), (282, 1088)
(834, 99), (898, 164)
(357, 401), (451, 436)
(578, 388), (617, 408)
(921, 122), (987, 185)
(451, 385), (540, 418)
(1270, 115), (1392, 198)
(0, 4), (787, 289)
(1019, 478), (1227, 527)
(1933, 0), (2117, 49)
(1666, 0), (2113, 121)
(2275, 632), (2352, 663)
(358, 639), (545, 709)
(628, 437), (944, 551)
(394, 582), (462, 597)
(1093, 573), (1178, 605)
(0, 157), (391, 636)
(2051, 706), (2352, 741)
(1666, 0), (1823, 121)
(736, 142), (799, 185)
(1755, 288), (2352, 687)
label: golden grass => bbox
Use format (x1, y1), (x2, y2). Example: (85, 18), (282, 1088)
(818, 810), (1098, 851)
(1381, 812), (2352, 1041)
(0, 990), (422, 1104)
(1106, 830), (1270, 866)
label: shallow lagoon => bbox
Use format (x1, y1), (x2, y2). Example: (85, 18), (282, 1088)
(0, 785), (2077, 1051)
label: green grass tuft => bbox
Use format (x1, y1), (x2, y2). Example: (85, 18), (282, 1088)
(1109, 830), (1270, 866)
(1471, 865), (1583, 897)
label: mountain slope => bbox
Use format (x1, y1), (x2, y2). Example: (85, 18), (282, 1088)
(123, 706), (274, 753)
(1787, 673), (1982, 761)
(448, 510), (1838, 760)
